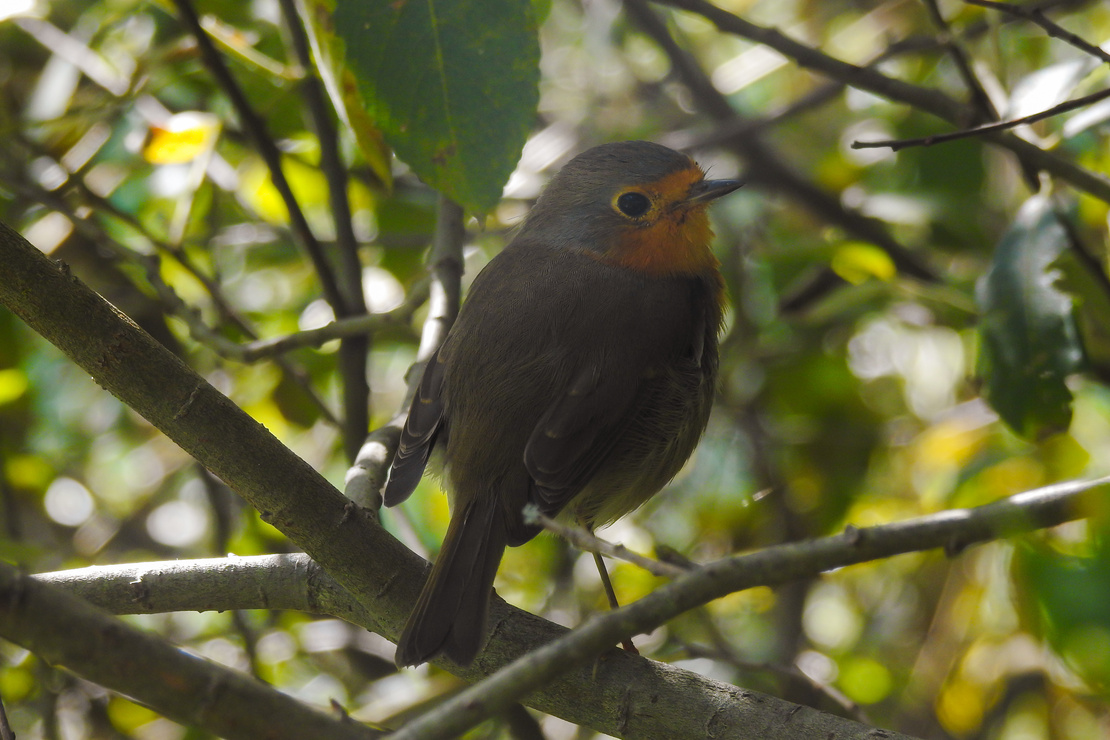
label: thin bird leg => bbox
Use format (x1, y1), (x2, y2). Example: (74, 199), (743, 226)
(583, 521), (638, 655)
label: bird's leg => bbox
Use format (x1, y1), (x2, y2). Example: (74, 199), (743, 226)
(583, 520), (638, 655)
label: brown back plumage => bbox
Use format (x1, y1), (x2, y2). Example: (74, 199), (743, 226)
(384, 141), (740, 666)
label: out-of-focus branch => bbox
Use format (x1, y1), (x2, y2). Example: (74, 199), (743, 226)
(277, 0), (371, 460)
(965, 0), (1110, 63)
(921, 0), (998, 122)
(649, 0), (1110, 203)
(343, 195), (464, 508)
(853, 85), (1110, 151)
(625, 0), (940, 283)
(171, 0), (348, 315)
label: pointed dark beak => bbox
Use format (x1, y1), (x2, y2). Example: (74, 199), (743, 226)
(687, 178), (745, 204)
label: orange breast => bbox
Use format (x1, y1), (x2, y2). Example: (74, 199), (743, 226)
(602, 166), (720, 277)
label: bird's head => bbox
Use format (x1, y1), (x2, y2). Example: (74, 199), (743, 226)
(519, 140), (742, 275)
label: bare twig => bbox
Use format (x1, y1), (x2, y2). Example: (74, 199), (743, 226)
(524, 505), (689, 578)
(648, 0), (1110, 203)
(236, 277), (430, 360)
(387, 476), (1110, 740)
(921, 0), (998, 122)
(964, 0), (1110, 64)
(343, 196), (464, 507)
(625, 0), (940, 282)
(171, 0), (348, 315)
(853, 85), (1110, 151)
(277, 0), (370, 460)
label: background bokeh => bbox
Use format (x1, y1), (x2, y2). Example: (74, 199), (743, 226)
(3, 0), (1110, 737)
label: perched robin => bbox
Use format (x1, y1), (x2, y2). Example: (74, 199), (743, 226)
(384, 140), (741, 667)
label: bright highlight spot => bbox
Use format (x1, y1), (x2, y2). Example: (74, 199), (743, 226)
(44, 477), (95, 527)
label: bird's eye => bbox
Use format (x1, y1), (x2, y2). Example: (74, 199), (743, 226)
(616, 192), (651, 218)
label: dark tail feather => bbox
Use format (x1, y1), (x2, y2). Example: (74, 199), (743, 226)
(395, 494), (507, 667)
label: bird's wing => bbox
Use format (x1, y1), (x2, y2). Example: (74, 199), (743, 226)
(383, 349), (447, 507)
(522, 359), (643, 518)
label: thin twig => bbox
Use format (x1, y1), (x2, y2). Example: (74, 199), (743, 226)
(343, 196), (464, 507)
(625, 0), (940, 282)
(171, 0), (349, 316)
(277, 0), (371, 460)
(922, 0), (998, 123)
(237, 277), (430, 360)
(388, 476), (1110, 740)
(523, 506), (689, 578)
(648, 0), (1110, 204)
(964, 0), (1110, 64)
(852, 85), (1110, 151)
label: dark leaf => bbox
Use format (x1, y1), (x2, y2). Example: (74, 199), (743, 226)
(976, 195), (1083, 439)
(333, 0), (540, 213)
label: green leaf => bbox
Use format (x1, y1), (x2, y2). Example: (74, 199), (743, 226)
(1014, 536), (1110, 690)
(299, 0), (394, 191)
(976, 195), (1083, 439)
(333, 0), (540, 214)
(1053, 248), (1110, 384)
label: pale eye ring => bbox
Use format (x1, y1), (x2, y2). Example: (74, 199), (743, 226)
(616, 191), (651, 218)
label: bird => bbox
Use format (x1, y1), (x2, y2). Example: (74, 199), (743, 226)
(384, 140), (742, 667)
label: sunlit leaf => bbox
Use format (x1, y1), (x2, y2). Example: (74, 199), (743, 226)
(0, 367), (28, 405)
(299, 0), (393, 190)
(830, 242), (896, 284)
(976, 195), (1083, 439)
(332, 0), (540, 213)
(142, 112), (220, 165)
(1005, 58), (1098, 120)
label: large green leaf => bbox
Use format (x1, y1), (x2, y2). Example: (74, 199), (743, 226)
(332, 0), (540, 214)
(299, 0), (394, 190)
(976, 195), (1083, 439)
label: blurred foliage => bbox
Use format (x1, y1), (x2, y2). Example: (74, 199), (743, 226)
(1, 0), (1110, 738)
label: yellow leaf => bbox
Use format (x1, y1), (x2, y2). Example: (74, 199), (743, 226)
(143, 112), (220, 164)
(830, 242), (896, 284)
(0, 368), (28, 405)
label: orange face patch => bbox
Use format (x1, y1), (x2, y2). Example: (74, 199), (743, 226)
(604, 164), (720, 276)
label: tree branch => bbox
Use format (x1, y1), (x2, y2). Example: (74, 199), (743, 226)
(387, 475), (1108, 740)
(34, 475), (1109, 740)
(170, 0), (348, 315)
(0, 217), (841, 740)
(649, 0), (1110, 203)
(0, 560), (381, 740)
(853, 85), (1110, 151)
(964, 0), (1110, 63)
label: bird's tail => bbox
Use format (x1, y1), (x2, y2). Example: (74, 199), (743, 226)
(394, 493), (508, 667)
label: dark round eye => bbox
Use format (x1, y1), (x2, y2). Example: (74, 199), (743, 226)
(616, 192), (651, 218)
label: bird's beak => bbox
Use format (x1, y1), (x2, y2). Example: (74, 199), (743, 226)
(687, 178), (745, 204)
